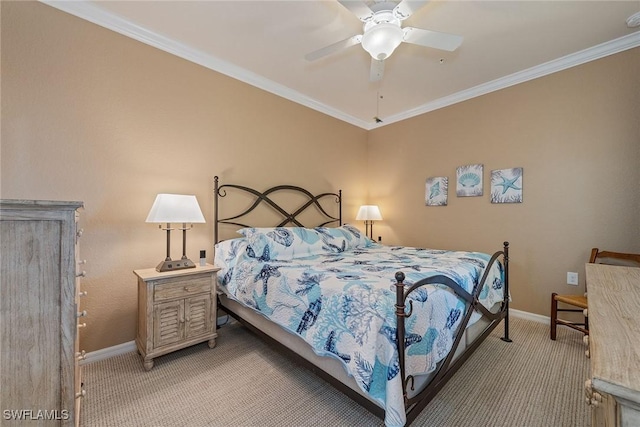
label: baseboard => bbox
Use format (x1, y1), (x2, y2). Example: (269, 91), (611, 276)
(81, 315), (233, 365)
(509, 308), (549, 324)
(81, 340), (136, 365)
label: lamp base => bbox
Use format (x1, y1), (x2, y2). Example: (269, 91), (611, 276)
(155, 258), (196, 272)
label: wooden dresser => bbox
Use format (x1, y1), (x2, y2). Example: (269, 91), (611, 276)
(0, 200), (86, 426)
(585, 263), (640, 427)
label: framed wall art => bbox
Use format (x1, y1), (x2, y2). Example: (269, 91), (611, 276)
(491, 167), (523, 203)
(425, 177), (448, 206)
(456, 164), (483, 197)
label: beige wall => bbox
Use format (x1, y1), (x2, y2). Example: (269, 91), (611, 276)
(367, 47), (640, 317)
(2, 2), (639, 353)
(1, 2), (368, 352)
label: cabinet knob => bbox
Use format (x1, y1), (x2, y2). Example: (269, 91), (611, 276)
(76, 229), (84, 238)
(77, 322), (87, 329)
(76, 270), (87, 278)
(75, 389), (86, 399)
(77, 310), (87, 318)
(79, 291), (88, 297)
(78, 260), (87, 265)
(582, 335), (589, 346)
(76, 350), (86, 361)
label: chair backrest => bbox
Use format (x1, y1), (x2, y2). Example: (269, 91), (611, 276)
(589, 248), (640, 267)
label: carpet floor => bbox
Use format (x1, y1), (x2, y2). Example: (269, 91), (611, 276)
(80, 316), (590, 426)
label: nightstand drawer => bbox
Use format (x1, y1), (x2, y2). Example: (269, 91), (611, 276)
(154, 276), (212, 302)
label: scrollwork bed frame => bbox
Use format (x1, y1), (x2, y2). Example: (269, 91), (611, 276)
(213, 176), (512, 425)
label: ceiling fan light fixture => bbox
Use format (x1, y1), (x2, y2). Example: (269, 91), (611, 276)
(361, 23), (403, 60)
(627, 11), (640, 28)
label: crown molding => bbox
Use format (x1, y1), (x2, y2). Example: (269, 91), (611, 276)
(40, 0), (371, 130)
(39, 1), (640, 131)
(375, 31), (640, 129)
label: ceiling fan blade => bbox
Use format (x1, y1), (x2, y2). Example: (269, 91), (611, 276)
(370, 58), (385, 82)
(338, 0), (374, 22)
(393, 0), (430, 20)
(305, 35), (362, 61)
(403, 27), (463, 52)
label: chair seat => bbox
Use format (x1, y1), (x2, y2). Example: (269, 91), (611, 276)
(553, 294), (587, 309)
(551, 248), (640, 341)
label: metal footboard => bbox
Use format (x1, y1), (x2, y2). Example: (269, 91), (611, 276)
(394, 242), (511, 425)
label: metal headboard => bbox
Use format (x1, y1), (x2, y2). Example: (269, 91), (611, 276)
(214, 176), (342, 243)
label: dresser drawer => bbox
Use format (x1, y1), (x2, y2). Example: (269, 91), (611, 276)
(154, 275), (212, 302)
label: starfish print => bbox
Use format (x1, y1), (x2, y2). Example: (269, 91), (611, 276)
(495, 174), (521, 194)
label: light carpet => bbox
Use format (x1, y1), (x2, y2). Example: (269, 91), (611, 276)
(80, 316), (590, 426)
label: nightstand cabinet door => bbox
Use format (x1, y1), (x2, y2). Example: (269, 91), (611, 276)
(134, 265), (220, 371)
(185, 294), (212, 339)
(154, 300), (185, 348)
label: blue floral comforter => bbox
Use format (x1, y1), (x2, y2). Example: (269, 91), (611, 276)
(215, 225), (504, 427)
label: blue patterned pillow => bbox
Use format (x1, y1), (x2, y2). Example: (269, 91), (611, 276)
(238, 225), (370, 261)
(326, 224), (371, 249)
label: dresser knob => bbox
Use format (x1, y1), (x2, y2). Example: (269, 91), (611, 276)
(76, 350), (86, 361)
(590, 392), (602, 407)
(77, 310), (87, 318)
(75, 389), (86, 399)
(76, 270), (87, 278)
(77, 323), (87, 329)
(78, 260), (87, 265)
(79, 291), (88, 297)
(76, 229), (84, 238)
(584, 379), (594, 404)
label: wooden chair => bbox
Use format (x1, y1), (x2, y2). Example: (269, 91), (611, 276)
(550, 248), (640, 340)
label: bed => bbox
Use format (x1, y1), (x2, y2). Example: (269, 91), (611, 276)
(212, 177), (512, 427)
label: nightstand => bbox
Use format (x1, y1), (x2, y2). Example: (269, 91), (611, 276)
(134, 264), (220, 371)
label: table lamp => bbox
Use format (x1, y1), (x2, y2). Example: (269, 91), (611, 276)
(356, 205), (382, 240)
(146, 194), (205, 272)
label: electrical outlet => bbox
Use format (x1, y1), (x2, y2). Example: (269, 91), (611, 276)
(567, 272), (579, 286)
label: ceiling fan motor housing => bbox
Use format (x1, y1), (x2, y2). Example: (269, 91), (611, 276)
(361, 11), (403, 60)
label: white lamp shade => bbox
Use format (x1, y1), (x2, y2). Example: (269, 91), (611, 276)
(356, 205), (383, 221)
(361, 23), (403, 60)
(146, 194), (205, 223)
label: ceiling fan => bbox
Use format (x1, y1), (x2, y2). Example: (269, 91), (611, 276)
(305, 0), (463, 82)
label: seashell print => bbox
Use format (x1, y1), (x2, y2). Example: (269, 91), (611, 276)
(459, 173), (480, 187)
(456, 164), (483, 197)
(426, 176), (448, 206)
(429, 181), (440, 199)
(267, 228), (294, 246)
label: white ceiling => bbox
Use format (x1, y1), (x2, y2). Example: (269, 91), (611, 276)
(43, 1), (640, 130)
